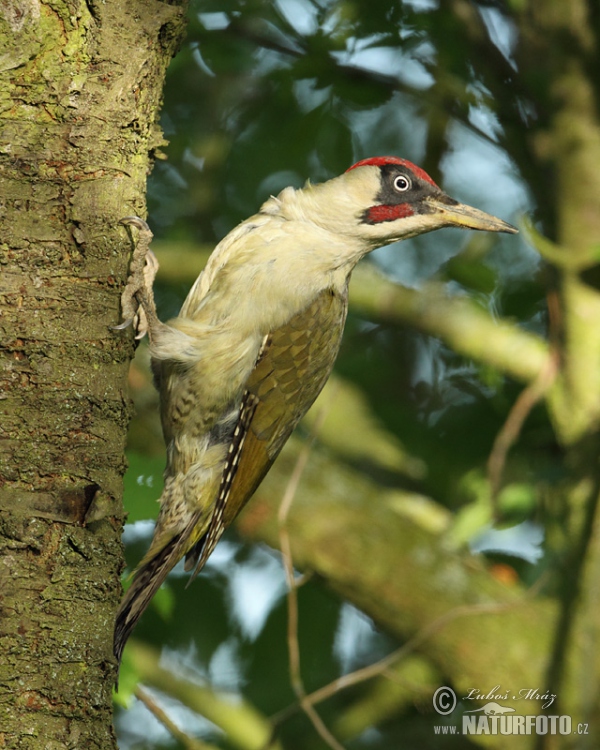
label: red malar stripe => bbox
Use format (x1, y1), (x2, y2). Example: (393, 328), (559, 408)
(367, 203), (415, 223)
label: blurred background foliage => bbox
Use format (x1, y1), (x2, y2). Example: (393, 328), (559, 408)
(115, 1), (600, 748)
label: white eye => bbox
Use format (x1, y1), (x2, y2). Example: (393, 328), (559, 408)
(394, 175), (411, 192)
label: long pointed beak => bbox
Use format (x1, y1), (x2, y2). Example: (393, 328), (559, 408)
(426, 195), (518, 234)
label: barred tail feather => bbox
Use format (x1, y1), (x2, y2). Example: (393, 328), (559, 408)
(113, 515), (200, 672)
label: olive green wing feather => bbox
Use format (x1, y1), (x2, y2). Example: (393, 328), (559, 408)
(185, 285), (348, 577)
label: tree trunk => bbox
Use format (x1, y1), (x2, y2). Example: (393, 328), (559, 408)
(0, 1), (187, 747)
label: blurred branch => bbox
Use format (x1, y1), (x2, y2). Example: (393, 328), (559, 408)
(487, 349), (559, 504)
(543, 468), (600, 725)
(350, 264), (549, 384)
(304, 375), (426, 481)
(517, 2), (600, 447)
(521, 218), (600, 273)
(125, 641), (284, 750)
(237, 436), (582, 740)
(277, 396), (346, 750)
(135, 686), (220, 750)
(331, 656), (439, 741)
(151, 246), (549, 387)
(272, 569), (547, 740)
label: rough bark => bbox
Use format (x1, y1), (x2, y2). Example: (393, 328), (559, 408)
(0, 1), (187, 747)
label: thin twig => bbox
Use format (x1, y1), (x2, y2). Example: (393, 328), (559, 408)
(277, 391), (345, 750)
(135, 686), (218, 750)
(270, 572), (549, 729)
(487, 350), (558, 507)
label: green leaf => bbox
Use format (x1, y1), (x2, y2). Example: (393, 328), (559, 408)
(497, 483), (537, 518)
(112, 648), (140, 708)
(123, 452), (165, 523)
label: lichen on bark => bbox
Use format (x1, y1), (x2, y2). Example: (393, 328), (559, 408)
(0, 1), (188, 747)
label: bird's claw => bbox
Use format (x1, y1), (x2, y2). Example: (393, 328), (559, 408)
(117, 216), (159, 340)
(120, 216), (151, 233)
(112, 317), (135, 331)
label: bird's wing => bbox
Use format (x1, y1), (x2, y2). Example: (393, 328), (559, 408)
(184, 283), (349, 576)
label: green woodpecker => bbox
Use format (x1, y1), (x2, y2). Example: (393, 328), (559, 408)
(114, 156), (517, 664)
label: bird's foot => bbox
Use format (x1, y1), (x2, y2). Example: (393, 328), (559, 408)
(117, 217), (160, 340)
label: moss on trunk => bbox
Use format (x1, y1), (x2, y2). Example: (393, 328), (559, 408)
(0, 1), (187, 747)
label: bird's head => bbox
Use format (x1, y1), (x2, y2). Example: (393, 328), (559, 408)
(287, 156), (517, 254)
